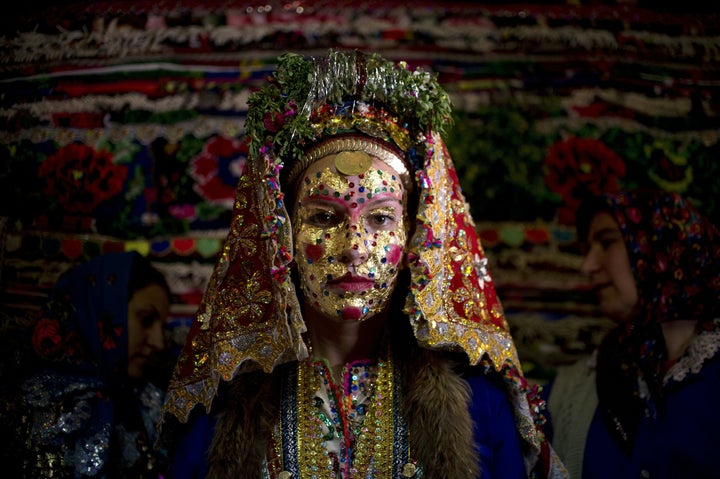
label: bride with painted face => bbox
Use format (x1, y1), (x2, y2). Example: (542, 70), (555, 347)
(161, 50), (566, 479)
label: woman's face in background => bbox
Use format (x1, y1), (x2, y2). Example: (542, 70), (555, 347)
(127, 283), (169, 378)
(293, 152), (408, 322)
(580, 211), (639, 322)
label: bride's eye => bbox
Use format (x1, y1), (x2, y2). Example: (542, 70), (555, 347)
(306, 210), (341, 227)
(368, 211), (397, 228)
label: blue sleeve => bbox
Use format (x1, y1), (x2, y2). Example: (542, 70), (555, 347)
(466, 372), (528, 479)
(168, 412), (215, 479)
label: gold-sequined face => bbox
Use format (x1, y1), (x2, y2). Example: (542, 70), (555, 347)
(293, 153), (408, 322)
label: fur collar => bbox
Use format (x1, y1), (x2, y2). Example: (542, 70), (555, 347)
(207, 346), (478, 479)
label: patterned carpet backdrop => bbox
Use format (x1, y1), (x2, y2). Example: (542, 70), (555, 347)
(1, 0), (719, 376)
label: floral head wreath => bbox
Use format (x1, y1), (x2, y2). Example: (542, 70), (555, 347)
(246, 49), (452, 183)
(164, 51), (542, 457)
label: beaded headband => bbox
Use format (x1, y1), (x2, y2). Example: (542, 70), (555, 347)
(286, 136), (413, 191)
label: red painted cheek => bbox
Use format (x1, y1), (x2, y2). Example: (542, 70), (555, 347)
(386, 244), (403, 265)
(305, 244), (325, 262)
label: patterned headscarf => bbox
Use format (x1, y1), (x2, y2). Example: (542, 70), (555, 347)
(577, 189), (720, 453)
(163, 50), (550, 470)
(30, 251), (135, 381)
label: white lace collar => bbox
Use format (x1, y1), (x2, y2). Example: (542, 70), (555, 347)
(663, 318), (720, 386)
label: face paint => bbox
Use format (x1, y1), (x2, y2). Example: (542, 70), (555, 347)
(293, 153), (408, 322)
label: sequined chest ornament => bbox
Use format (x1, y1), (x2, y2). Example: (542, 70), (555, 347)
(269, 351), (418, 479)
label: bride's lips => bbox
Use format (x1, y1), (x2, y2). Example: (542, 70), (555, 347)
(326, 273), (374, 293)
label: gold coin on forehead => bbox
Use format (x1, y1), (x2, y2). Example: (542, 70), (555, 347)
(334, 151), (373, 176)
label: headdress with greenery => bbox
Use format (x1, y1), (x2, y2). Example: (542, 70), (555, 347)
(245, 49), (453, 178)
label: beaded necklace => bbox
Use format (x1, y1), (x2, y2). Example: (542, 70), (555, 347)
(295, 352), (395, 479)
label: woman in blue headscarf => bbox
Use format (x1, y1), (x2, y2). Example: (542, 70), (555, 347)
(13, 251), (171, 478)
(545, 189), (720, 479)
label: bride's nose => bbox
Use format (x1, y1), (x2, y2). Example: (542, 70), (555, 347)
(340, 222), (369, 265)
